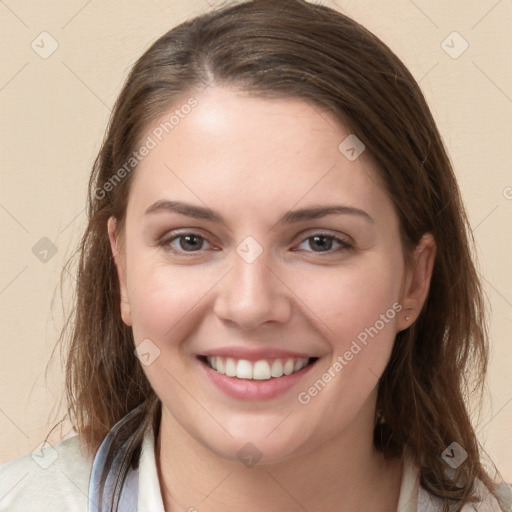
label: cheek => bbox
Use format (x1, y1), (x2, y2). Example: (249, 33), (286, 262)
(126, 260), (211, 342)
(291, 265), (403, 429)
(289, 254), (404, 408)
(289, 254), (404, 342)
(128, 251), (225, 355)
(125, 261), (214, 399)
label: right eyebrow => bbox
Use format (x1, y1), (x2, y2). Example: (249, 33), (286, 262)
(145, 200), (224, 223)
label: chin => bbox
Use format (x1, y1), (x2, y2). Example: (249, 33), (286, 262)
(197, 421), (316, 467)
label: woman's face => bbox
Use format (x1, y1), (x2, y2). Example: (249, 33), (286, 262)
(109, 86), (433, 464)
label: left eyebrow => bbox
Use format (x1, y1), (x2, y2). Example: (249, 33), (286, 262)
(276, 204), (374, 225)
(144, 200), (374, 225)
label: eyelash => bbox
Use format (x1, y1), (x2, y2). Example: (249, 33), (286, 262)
(158, 231), (353, 256)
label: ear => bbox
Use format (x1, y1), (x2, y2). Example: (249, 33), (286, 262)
(107, 216), (132, 326)
(396, 233), (436, 332)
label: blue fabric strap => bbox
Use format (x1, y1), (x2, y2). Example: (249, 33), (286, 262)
(88, 406), (143, 512)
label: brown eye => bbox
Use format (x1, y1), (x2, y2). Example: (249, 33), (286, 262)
(160, 232), (213, 254)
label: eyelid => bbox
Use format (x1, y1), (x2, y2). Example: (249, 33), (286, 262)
(297, 228), (352, 243)
(293, 231), (353, 253)
(158, 228), (353, 256)
(158, 230), (216, 253)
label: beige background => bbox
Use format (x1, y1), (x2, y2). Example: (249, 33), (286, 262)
(1, 0), (511, 481)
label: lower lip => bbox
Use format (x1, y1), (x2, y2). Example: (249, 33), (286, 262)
(199, 358), (317, 401)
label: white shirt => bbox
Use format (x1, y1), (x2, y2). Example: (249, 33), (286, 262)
(0, 425), (507, 511)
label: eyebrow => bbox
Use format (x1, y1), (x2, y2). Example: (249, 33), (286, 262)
(144, 200), (374, 225)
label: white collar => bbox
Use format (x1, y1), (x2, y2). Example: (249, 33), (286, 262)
(397, 448), (421, 511)
(137, 423), (165, 512)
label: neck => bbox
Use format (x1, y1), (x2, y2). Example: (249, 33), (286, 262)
(155, 403), (402, 512)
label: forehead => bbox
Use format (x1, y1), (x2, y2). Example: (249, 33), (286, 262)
(127, 86), (391, 225)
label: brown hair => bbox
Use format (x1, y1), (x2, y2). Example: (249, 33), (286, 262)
(55, 0), (500, 509)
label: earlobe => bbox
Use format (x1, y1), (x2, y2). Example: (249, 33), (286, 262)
(107, 216), (132, 326)
(396, 233), (436, 332)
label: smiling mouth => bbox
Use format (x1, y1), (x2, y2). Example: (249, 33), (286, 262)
(199, 356), (318, 380)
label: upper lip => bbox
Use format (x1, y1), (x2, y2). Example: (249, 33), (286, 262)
(199, 347), (317, 362)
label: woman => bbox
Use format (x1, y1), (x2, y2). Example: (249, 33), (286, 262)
(1, 1), (510, 510)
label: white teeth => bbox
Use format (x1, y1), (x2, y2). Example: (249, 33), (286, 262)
(283, 359), (295, 375)
(225, 357), (237, 377)
(253, 360), (271, 380)
(270, 359), (284, 378)
(294, 359), (306, 372)
(236, 359), (253, 379)
(205, 356), (310, 380)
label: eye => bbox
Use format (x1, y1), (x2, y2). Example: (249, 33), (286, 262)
(295, 233), (352, 253)
(158, 230), (352, 256)
(159, 232), (213, 254)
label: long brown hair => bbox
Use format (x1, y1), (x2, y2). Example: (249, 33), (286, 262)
(55, 0), (500, 509)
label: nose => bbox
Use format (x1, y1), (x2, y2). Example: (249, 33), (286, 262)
(213, 248), (293, 331)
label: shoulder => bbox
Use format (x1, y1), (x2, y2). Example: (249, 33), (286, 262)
(418, 478), (510, 512)
(402, 448), (510, 512)
(0, 435), (93, 512)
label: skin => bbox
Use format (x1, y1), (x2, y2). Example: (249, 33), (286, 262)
(108, 86), (436, 511)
